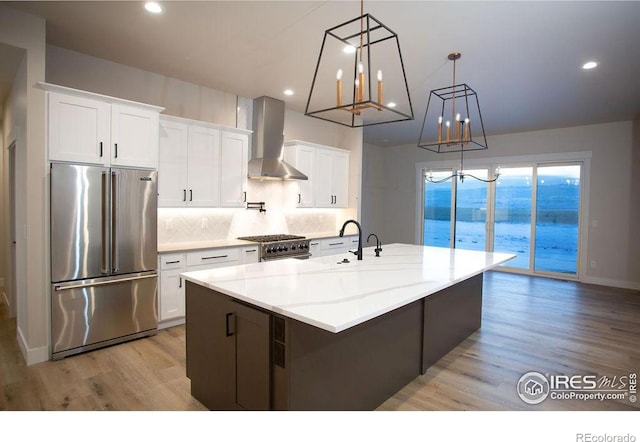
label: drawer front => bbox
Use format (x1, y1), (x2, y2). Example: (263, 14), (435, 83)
(187, 247), (241, 267)
(160, 253), (186, 270)
(320, 238), (348, 251)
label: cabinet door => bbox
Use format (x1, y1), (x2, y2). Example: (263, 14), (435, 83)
(187, 125), (220, 207)
(233, 301), (271, 410)
(241, 246), (260, 264)
(219, 131), (249, 207)
(186, 284), (271, 410)
(158, 120), (189, 206)
(284, 144), (315, 207)
(48, 92), (110, 165)
(331, 150), (350, 208)
(159, 268), (185, 320)
(314, 148), (334, 208)
(110, 104), (159, 169)
(309, 240), (322, 258)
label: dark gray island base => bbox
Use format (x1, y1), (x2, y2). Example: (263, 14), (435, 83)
(185, 273), (483, 411)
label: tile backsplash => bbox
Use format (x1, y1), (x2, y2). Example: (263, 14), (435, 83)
(158, 180), (356, 244)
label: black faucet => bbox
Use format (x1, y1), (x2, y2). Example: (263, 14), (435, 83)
(339, 219), (362, 260)
(367, 233), (382, 257)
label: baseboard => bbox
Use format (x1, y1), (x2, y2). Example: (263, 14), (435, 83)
(16, 325), (50, 366)
(582, 276), (640, 292)
(158, 317), (185, 330)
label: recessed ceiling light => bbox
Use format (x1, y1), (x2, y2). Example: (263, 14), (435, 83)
(582, 61), (598, 70)
(284, 89), (294, 96)
(144, 2), (163, 14)
(343, 45), (357, 54)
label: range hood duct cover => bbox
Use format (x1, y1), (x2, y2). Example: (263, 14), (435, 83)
(249, 96), (308, 180)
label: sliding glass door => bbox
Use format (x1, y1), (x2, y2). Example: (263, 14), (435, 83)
(422, 161), (583, 277)
(493, 167), (533, 270)
(534, 165), (581, 274)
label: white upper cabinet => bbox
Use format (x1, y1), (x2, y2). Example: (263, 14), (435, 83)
(187, 125), (221, 207)
(283, 143), (315, 207)
(44, 84), (163, 168)
(110, 104), (160, 169)
(284, 141), (350, 209)
(220, 131), (249, 207)
(158, 116), (250, 208)
(158, 120), (189, 206)
(48, 92), (111, 165)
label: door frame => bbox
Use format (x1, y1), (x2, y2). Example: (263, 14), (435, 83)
(416, 150), (592, 280)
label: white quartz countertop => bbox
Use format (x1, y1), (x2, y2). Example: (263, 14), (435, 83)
(181, 243), (515, 333)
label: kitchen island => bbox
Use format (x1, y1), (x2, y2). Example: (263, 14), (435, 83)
(182, 243), (515, 410)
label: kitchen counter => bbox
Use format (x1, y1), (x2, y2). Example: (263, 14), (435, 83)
(182, 243), (514, 333)
(158, 238), (254, 253)
(183, 244), (515, 410)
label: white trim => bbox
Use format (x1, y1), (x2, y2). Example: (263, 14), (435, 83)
(582, 276), (640, 292)
(36, 81), (165, 112)
(161, 114), (252, 135)
(16, 325), (50, 366)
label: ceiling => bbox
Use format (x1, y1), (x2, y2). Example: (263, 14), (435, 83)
(4, 1), (640, 146)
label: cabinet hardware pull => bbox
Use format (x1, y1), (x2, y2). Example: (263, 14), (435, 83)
(329, 242), (344, 246)
(183, 189), (186, 201)
(225, 313), (236, 337)
(178, 277), (182, 288)
(189, 189), (193, 201)
(114, 143), (118, 158)
(298, 193), (301, 204)
(99, 142), (103, 157)
(243, 191), (247, 202)
(165, 260), (180, 264)
(201, 255), (228, 260)
(310, 242), (319, 246)
(245, 249), (257, 253)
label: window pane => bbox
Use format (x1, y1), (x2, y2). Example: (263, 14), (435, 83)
(534, 165), (581, 274)
(493, 167), (533, 269)
(455, 169), (488, 251)
(423, 171), (452, 247)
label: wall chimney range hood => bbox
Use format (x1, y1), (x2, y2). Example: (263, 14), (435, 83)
(248, 96), (308, 181)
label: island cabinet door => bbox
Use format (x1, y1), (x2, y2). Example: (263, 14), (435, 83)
(185, 282), (271, 410)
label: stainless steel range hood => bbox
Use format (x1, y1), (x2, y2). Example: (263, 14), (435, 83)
(248, 96), (308, 180)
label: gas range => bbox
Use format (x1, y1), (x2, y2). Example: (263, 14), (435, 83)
(237, 234), (311, 262)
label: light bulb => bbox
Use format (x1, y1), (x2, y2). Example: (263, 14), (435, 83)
(377, 70), (383, 81)
(456, 113), (461, 121)
(336, 69), (343, 80)
(358, 62), (364, 73)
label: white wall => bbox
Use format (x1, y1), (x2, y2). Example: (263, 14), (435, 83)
(363, 121), (640, 289)
(0, 5), (48, 364)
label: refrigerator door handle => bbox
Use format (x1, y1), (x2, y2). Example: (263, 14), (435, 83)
(111, 170), (120, 273)
(101, 171), (110, 274)
(54, 273), (157, 291)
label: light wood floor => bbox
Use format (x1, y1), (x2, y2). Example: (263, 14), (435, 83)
(1, 271), (638, 411)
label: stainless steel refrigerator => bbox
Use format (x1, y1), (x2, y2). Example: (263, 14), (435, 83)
(50, 163), (158, 359)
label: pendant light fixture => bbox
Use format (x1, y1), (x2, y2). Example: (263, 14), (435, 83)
(419, 52), (497, 183)
(418, 52), (488, 152)
(305, 0), (413, 127)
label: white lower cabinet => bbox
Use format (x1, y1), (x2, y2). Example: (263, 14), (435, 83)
(159, 253), (187, 324)
(310, 235), (358, 258)
(241, 246), (260, 264)
(158, 247), (242, 328)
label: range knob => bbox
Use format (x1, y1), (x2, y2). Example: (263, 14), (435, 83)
(266, 247), (273, 254)
(291, 245), (297, 251)
(283, 246), (289, 251)
(277, 246), (283, 252)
